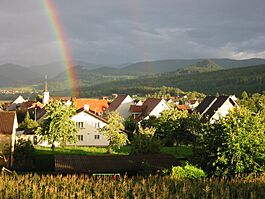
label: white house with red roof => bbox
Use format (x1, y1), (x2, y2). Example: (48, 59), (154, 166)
(68, 109), (109, 146)
(23, 107), (109, 147)
(108, 94), (135, 119)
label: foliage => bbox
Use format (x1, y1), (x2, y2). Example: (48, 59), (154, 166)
(100, 111), (128, 153)
(1, 174), (265, 198)
(240, 92), (265, 113)
(171, 163), (206, 180)
(196, 107), (265, 176)
(13, 139), (35, 170)
(36, 102), (78, 150)
(18, 112), (38, 130)
(0, 140), (10, 166)
(124, 116), (137, 141)
(130, 125), (162, 155)
(141, 107), (201, 147)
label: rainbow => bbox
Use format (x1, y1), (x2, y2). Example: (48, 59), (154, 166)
(43, 0), (79, 97)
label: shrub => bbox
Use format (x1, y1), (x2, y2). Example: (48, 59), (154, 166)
(130, 126), (162, 155)
(13, 139), (35, 171)
(171, 163), (206, 180)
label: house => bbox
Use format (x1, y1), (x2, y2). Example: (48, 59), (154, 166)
(68, 108), (109, 146)
(0, 111), (18, 168)
(130, 98), (170, 122)
(6, 95), (27, 111)
(24, 107), (109, 147)
(194, 95), (238, 123)
(108, 94), (135, 119)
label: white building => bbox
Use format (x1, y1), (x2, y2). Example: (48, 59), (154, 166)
(69, 109), (109, 146)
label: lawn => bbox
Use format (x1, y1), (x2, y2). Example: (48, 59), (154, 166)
(34, 146), (131, 156)
(34, 145), (193, 158)
(160, 145), (193, 159)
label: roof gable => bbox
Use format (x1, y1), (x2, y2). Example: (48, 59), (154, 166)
(108, 94), (130, 111)
(75, 108), (107, 123)
(195, 95), (237, 119)
(142, 98), (163, 116)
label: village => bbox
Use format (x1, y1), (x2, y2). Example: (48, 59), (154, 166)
(0, 76), (240, 174)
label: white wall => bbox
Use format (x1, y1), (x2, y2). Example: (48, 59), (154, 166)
(149, 99), (170, 118)
(70, 112), (109, 146)
(210, 99), (236, 124)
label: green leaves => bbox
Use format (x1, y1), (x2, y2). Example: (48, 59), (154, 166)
(197, 107), (265, 176)
(100, 111), (128, 153)
(36, 102), (78, 148)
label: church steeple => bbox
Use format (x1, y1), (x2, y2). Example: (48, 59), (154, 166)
(44, 75), (48, 92)
(43, 75), (50, 105)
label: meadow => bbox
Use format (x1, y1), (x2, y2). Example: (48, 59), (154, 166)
(1, 173), (265, 199)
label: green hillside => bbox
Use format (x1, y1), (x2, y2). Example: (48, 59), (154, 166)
(76, 64), (265, 96)
(176, 59), (224, 74)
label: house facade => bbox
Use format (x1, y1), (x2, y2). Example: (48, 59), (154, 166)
(69, 109), (109, 146)
(0, 111), (18, 168)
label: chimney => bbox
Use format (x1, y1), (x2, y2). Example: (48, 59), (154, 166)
(84, 104), (89, 111)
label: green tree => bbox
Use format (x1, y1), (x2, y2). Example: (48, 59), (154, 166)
(196, 107), (265, 176)
(100, 111), (128, 153)
(18, 112), (38, 130)
(130, 125), (162, 155)
(36, 102), (78, 150)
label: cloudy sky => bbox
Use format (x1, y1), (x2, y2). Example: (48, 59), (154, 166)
(0, 0), (265, 66)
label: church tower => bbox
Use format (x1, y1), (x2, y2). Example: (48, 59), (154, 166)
(43, 75), (50, 105)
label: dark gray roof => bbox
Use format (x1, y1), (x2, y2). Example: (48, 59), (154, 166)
(194, 95), (234, 119)
(194, 96), (216, 114)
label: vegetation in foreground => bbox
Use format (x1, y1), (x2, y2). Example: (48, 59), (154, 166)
(1, 173), (265, 199)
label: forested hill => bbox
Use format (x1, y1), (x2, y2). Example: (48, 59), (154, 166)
(79, 64), (265, 96)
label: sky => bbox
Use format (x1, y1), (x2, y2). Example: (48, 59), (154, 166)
(0, 0), (265, 66)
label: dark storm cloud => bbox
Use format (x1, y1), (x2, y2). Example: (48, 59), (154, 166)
(0, 0), (264, 65)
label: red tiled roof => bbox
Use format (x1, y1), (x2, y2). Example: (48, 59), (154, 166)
(72, 98), (109, 113)
(176, 104), (191, 111)
(108, 94), (128, 111)
(0, 111), (16, 135)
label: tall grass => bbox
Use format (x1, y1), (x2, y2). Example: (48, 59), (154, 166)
(0, 173), (264, 199)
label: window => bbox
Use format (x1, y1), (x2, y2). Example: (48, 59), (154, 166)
(94, 135), (100, 140)
(77, 135), (83, 141)
(76, 122), (84, 129)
